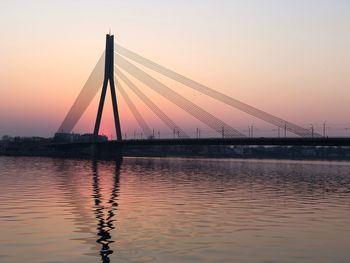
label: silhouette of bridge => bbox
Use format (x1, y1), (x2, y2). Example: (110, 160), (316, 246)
(54, 34), (350, 156)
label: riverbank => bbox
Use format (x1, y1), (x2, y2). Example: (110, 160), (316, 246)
(2, 137), (350, 160)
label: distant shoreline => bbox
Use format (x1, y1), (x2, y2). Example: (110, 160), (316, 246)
(2, 149), (350, 161)
(2, 136), (350, 160)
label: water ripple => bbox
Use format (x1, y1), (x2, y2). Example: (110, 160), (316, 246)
(1, 157), (350, 262)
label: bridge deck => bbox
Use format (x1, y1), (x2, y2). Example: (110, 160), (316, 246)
(54, 137), (350, 147)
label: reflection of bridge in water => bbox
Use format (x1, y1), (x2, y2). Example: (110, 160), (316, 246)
(54, 34), (350, 156)
(51, 157), (350, 262)
(92, 159), (120, 262)
(54, 158), (122, 263)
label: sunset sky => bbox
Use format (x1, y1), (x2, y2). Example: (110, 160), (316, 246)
(1, 0), (350, 138)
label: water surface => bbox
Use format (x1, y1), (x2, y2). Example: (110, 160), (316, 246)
(0, 156), (350, 263)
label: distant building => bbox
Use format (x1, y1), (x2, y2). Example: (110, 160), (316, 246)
(1, 135), (13, 141)
(53, 133), (108, 143)
(53, 133), (81, 142)
(80, 133), (108, 142)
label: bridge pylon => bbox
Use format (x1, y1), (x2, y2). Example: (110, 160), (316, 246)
(94, 34), (122, 141)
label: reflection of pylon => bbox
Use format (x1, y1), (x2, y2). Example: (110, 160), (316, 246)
(94, 34), (122, 141)
(92, 159), (122, 262)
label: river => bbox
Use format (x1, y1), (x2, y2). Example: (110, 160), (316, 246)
(0, 156), (349, 263)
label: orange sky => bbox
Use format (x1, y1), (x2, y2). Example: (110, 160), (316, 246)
(1, 1), (350, 138)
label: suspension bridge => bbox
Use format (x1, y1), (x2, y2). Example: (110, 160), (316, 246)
(53, 34), (350, 157)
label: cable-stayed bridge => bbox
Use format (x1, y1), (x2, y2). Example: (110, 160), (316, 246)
(54, 34), (350, 156)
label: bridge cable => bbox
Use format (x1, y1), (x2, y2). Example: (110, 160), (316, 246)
(58, 52), (105, 133)
(115, 61), (244, 138)
(116, 81), (152, 138)
(114, 44), (319, 138)
(116, 62), (244, 138)
(116, 71), (189, 138)
(114, 56), (245, 137)
(117, 64), (223, 136)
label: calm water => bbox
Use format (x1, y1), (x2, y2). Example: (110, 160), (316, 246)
(0, 157), (350, 263)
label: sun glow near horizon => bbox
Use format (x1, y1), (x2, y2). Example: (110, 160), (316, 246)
(1, 0), (350, 137)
